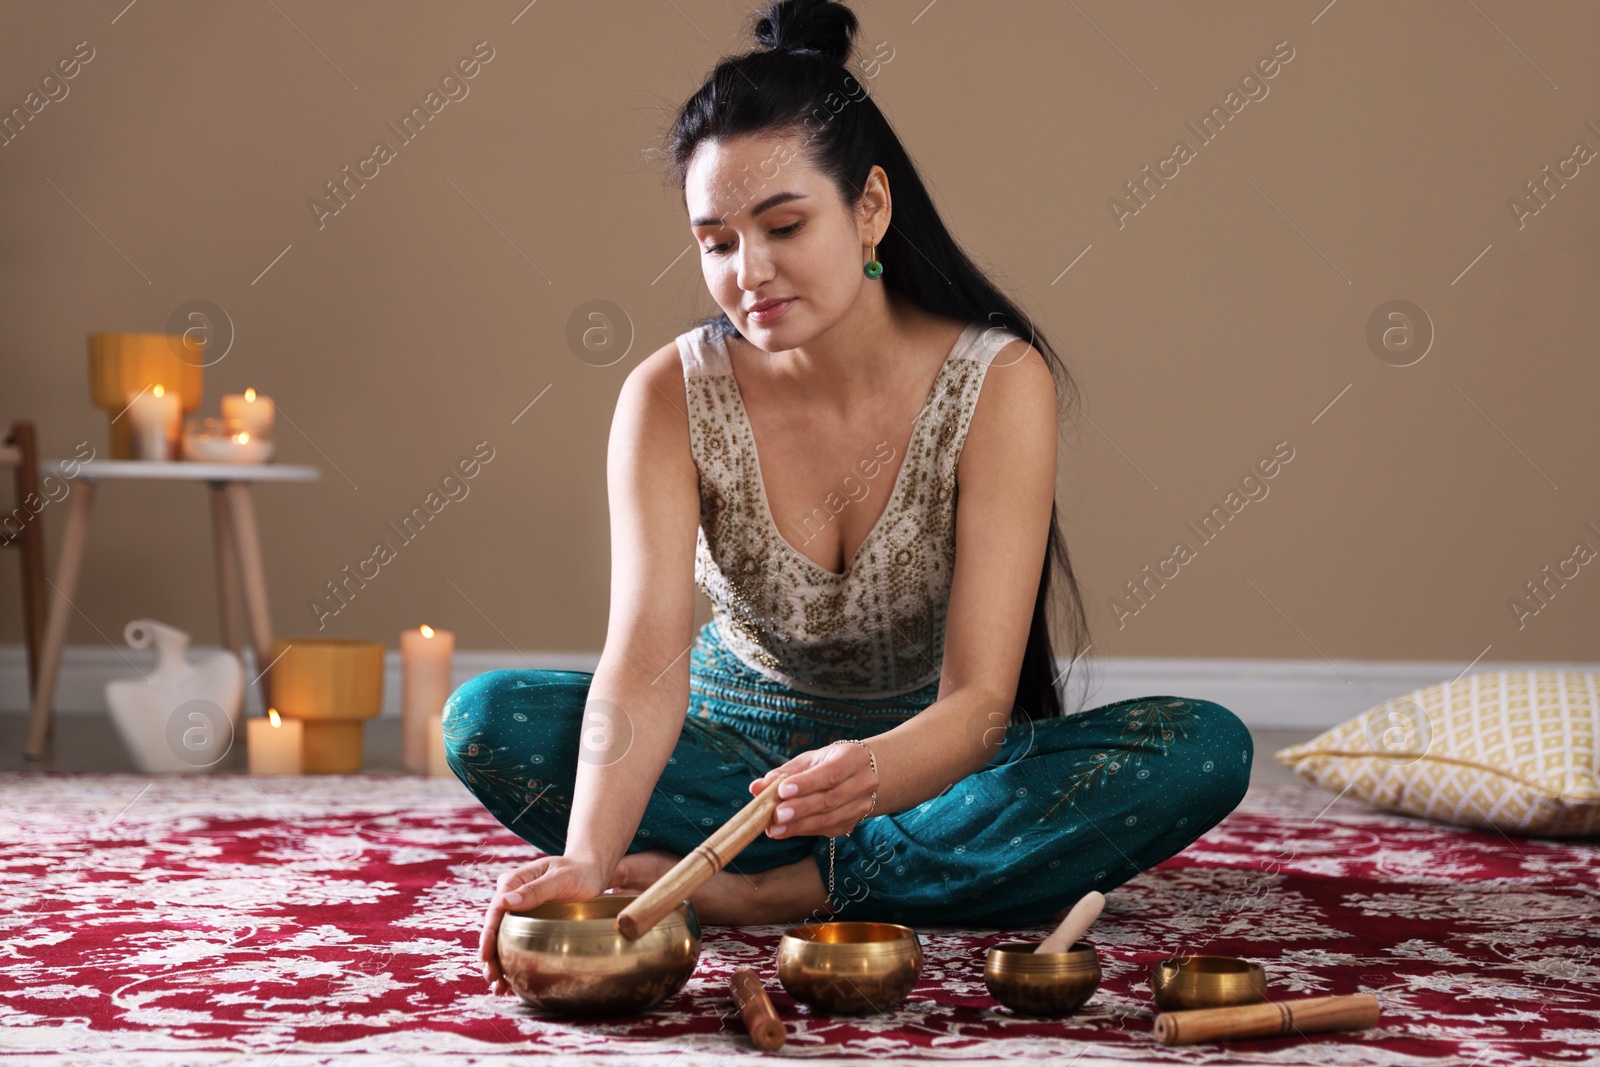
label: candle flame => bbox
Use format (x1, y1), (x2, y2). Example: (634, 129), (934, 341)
(152, 384), (165, 398)
(268, 708), (282, 727)
(245, 387), (257, 402)
(236, 431), (250, 444)
(420, 624), (435, 638)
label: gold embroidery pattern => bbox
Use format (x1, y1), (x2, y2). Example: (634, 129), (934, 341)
(680, 322), (1014, 699)
(1038, 699), (1199, 820)
(456, 743), (571, 820)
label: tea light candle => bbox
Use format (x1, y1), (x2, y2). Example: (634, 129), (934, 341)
(126, 384), (180, 460)
(400, 625), (455, 774)
(222, 387), (275, 440)
(427, 712), (450, 776)
(248, 708), (303, 775)
(182, 417), (273, 463)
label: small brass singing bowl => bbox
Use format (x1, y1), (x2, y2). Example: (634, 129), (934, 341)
(984, 942), (1101, 1016)
(496, 894), (701, 1017)
(1150, 955), (1266, 1012)
(777, 921), (923, 1014)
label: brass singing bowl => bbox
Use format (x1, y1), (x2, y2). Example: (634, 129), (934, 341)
(777, 921), (923, 1014)
(1150, 955), (1266, 1011)
(984, 942), (1101, 1016)
(496, 894), (701, 1016)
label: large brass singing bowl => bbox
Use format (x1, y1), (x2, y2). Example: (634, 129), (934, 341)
(984, 942), (1101, 1016)
(1150, 955), (1266, 1012)
(496, 894), (701, 1016)
(777, 921), (923, 1014)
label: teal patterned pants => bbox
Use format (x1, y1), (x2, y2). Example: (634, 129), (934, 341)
(442, 620), (1252, 928)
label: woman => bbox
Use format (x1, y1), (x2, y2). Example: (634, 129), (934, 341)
(445, 0), (1252, 997)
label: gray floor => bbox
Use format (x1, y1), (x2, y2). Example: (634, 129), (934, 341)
(0, 713), (1319, 784)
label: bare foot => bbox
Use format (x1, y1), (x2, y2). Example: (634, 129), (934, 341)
(608, 849), (831, 925)
(607, 849), (680, 893)
(608, 849), (766, 924)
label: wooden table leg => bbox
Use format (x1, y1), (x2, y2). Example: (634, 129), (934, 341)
(224, 481), (276, 711)
(209, 483), (244, 657)
(25, 480), (97, 760)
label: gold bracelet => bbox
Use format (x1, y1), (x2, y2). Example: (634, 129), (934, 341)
(826, 738), (879, 904)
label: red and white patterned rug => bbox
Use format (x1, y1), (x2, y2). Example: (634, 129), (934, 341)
(0, 775), (1595, 1066)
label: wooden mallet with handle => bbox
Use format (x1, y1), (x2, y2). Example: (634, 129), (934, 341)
(615, 774), (789, 941)
(1154, 993), (1381, 1045)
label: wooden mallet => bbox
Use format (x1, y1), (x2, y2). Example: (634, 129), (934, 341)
(615, 774), (789, 941)
(1037, 891), (1105, 953)
(1154, 992), (1381, 1045)
(730, 967), (785, 1050)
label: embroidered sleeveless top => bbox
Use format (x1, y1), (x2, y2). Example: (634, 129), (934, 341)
(678, 320), (1021, 699)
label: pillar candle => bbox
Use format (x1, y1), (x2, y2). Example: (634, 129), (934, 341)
(222, 387), (275, 439)
(400, 625), (454, 774)
(427, 712), (450, 777)
(127, 384), (180, 460)
(248, 708), (303, 774)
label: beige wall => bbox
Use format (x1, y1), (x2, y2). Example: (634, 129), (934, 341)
(1, 1), (1596, 667)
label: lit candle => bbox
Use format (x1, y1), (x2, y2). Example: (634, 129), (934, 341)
(126, 384), (180, 460)
(247, 708), (303, 775)
(400, 625), (455, 774)
(427, 712), (450, 777)
(222, 387), (275, 440)
(182, 417), (274, 463)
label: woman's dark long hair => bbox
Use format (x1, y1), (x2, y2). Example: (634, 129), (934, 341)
(661, 0), (1093, 722)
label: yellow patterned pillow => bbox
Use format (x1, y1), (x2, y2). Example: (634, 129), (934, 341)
(1274, 670), (1600, 837)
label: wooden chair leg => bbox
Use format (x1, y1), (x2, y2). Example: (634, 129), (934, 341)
(224, 482), (276, 711)
(25, 480), (97, 760)
(209, 483), (244, 656)
(6, 422), (49, 702)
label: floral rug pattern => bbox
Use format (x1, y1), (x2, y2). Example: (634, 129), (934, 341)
(0, 775), (1595, 1066)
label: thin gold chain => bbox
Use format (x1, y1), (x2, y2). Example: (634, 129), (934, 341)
(825, 739), (878, 902)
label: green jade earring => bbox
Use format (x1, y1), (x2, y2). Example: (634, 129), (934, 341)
(864, 241), (883, 279)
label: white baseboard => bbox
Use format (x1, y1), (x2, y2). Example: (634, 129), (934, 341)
(0, 644), (599, 723)
(1065, 656), (1598, 729)
(0, 643), (1593, 731)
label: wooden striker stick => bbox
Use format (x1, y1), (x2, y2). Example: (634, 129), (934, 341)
(615, 774), (789, 940)
(730, 967), (785, 1050)
(1036, 891), (1105, 953)
(1154, 993), (1380, 1046)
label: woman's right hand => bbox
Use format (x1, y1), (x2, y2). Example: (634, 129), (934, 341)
(480, 855), (609, 996)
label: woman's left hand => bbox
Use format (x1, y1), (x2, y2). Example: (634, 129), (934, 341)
(748, 742), (879, 839)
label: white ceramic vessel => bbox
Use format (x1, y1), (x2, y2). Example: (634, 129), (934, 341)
(105, 619), (244, 773)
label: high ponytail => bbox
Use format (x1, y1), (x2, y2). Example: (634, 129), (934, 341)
(661, 0), (1095, 723)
